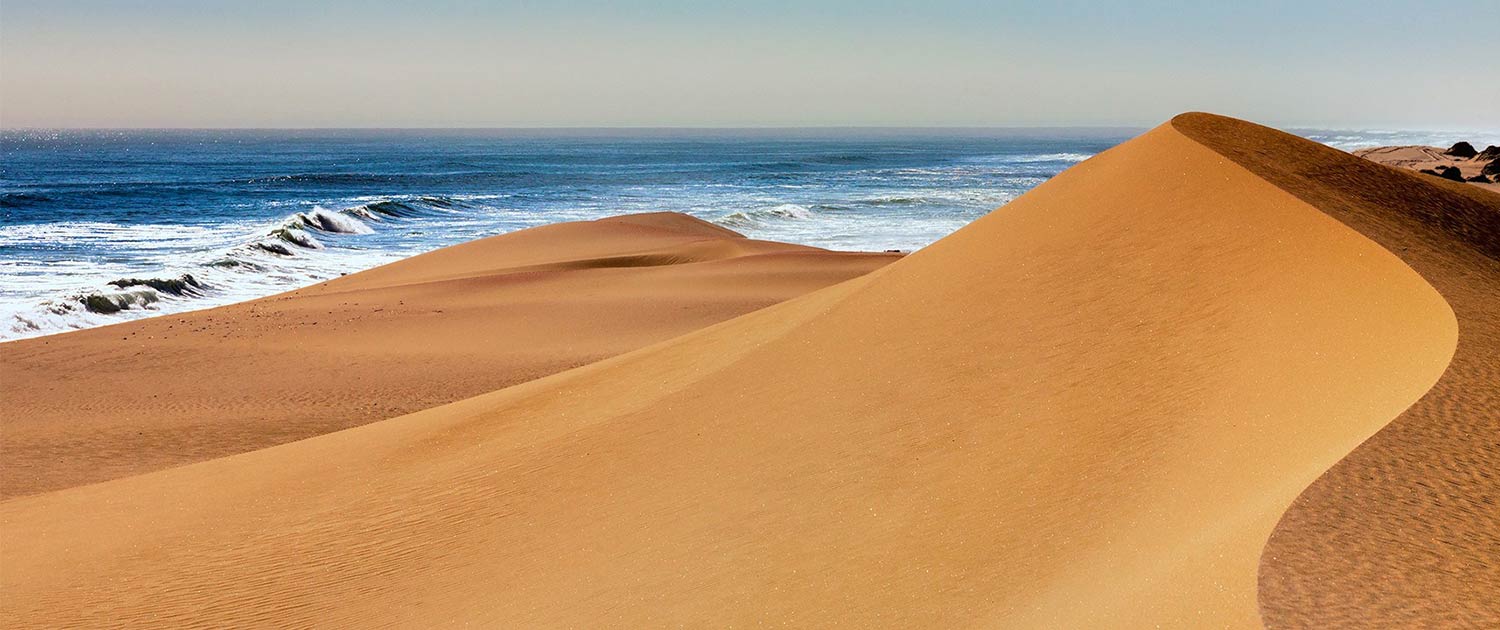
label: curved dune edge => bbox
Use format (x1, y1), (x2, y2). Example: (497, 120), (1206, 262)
(0, 117), (1461, 628)
(1170, 114), (1500, 628)
(0, 212), (897, 498)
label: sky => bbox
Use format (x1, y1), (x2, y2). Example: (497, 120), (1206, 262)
(1, 1), (1496, 129)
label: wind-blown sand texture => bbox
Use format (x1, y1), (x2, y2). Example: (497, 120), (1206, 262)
(1175, 115), (1500, 628)
(0, 114), (1493, 628)
(0, 213), (898, 498)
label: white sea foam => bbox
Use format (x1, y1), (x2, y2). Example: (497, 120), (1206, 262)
(0, 196), (471, 341)
(7, 127), (1436, 342)
(1008, 152), (1093, 163)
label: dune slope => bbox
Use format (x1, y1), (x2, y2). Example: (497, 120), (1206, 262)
(0, 117), (1462, 627)
(0, 213), (897, 498)
(1173, 113), (1500, 628)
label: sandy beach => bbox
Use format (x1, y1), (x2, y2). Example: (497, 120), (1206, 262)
(1, 114), (1496, 627)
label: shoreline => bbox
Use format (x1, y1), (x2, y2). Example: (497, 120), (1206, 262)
(1, 131), (1108, 343)
(0, 213), (899, 497)
(3, 114), (1497, 627)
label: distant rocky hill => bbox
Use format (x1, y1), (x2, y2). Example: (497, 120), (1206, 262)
(1353, 142), (1500, 192)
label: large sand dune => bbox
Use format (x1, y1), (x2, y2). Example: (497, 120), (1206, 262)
(1173, 114), (1500, 628)
(0, 213), (897, 498)
(1, 114), (1492, 627)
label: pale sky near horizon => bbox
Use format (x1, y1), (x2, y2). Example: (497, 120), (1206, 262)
(1, 1), (1495, 129)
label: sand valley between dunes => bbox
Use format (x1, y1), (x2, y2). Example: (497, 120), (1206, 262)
(2, 114), (1497, 628)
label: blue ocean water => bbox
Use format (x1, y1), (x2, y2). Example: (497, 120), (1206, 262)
(0, 126), (1491, 340)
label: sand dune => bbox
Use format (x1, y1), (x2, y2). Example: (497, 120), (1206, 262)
(0, 114), (1488, 628)
(1175, 114), (1500, 628)
(0, 213), (897, 498)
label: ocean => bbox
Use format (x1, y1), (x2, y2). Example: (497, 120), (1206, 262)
(0, 126), (1490, 341)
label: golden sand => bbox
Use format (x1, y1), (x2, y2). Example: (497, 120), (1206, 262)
(2, 114), (1495, 628)
(1175, 113), (1500, 628)
(1, 213), (896, 498)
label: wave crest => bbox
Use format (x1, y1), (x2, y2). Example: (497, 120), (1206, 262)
(107, 273), (206, 296)
(292, 208), (373, 234)
(3, 194), (484, 339)
(716, 204), (817, 227)
(81, 288), (161, 314)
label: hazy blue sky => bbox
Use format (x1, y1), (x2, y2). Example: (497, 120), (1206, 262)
(2, 1), (1495, 128)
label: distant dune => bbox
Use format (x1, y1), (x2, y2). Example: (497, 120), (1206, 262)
(2, 114), (1495, 628)
(0, 213), (897, 498)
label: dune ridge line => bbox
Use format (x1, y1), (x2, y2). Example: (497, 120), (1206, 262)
(1169, 113), (1500, 628)
(0, 114), (1480, 628)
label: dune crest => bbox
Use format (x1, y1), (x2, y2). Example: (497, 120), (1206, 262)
(0, 116), (1465, 627)
(1172, 113), (1500, 628)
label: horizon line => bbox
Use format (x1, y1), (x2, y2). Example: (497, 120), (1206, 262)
(5, 123), (1497, 135)
(0, 124), (1150, 131)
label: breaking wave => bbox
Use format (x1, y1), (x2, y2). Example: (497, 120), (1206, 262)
(81, 288), (162, 314)
(715, 204), (818, 227)
(290, 208), (373, 234)
(856, 190), (1018, 207)
(107, 273), (206, 297)
(1, 195), (479, 340)
(1008, 152), (1092, 163)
